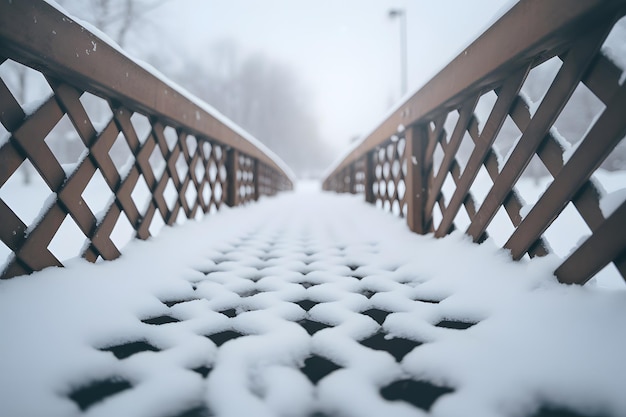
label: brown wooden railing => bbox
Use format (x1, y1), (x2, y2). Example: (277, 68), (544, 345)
(323, 0), (626, 285)
(0, 1), (293, 279)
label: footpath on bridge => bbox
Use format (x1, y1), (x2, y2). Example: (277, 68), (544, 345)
(1, 184), (625, 417)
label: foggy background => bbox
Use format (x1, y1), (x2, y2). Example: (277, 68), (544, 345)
(48, 0), (509, 178)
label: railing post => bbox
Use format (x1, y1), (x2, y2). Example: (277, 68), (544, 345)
(365, 152), (375, 204)
(405, 124), (428, 234)
(226, 148), (240, 207)
(349, 164), (356, 194)
(252, 159), (260, 201)
(340, 168), (346, 193)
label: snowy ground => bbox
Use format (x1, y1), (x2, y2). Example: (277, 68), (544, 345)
(1, 185), (625, 417)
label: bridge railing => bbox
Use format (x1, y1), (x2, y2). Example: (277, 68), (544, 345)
(323, 0), (626, 285)
(0, 1), (294, 279)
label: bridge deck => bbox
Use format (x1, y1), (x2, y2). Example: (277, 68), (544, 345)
(1, 185), (624, 417)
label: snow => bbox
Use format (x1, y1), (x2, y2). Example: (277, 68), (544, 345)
(0, 127), (8, 147)
(519, 204), (532, 219)
(600, 187), (626, 217)
(561, 112), (603, 164)
(2, 2), (626, 413)
(61, 162), (79, 176)
(27, 192), (58, 236)
(1, 183), (625, 417)
(497, 132), (522, 171)
(22, 96), (51, 116)
(602, 16), (626, 84)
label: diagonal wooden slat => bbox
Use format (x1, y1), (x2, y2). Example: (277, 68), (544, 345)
(0, 141), (26, 187)
(138, 204), (158, 240)
(113, 107), (141, 154)
(48, 80), (98, 148)
(11, 204), (66, 272)
(10, 96), (66, 191)
(1, 258), (30, 280)
(178, 176), (193, 216)
(467, 124), (549, 256)
(151, 121), (171, 163)
(57, 157), (99, 237)
(115, 167), (142, 227)
(506, 86), (606, 236)
(581, 51), (622, 106)
(427, 96), (480, 215)
(555, 200), (626, 285)
(423, 114), (447, 170)
(436, 66), (530, 238)
(506, 82), (626, 259)
(153, 173), (171, 224)
(0, 77), (25, 131)
(86, 203), (123, 261)
(433, 123), (483, 237)
(165, 144), (182, 188)
(466, 26), (611, 242)
(89, 119), (124, 189)
(135, 133), (158, 189)
(0, 200), (27, 253)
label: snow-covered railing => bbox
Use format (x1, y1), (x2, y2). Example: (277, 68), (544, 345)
(323, 0), (626, 285)
(0, 0), (294, 279)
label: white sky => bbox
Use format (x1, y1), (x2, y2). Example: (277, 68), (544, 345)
(143, 0), (510, 155)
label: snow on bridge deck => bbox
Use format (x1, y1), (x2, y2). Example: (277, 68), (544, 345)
(1, 183), (625, 417)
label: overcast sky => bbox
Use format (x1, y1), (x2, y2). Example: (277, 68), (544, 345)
(140, 0), (510, 156)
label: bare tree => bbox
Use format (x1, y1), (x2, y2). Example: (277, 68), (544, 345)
(56, 0), (169, 47)
(169, 41), (332, 178)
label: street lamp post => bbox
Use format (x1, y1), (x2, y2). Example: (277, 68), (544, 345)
(388, 8), (407, 97)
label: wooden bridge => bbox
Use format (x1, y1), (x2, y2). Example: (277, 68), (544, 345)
(1, 1), (625, 417)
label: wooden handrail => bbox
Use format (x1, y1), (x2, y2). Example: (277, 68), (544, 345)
(323, 0), (626, 285)
(0, 0), (294, 279)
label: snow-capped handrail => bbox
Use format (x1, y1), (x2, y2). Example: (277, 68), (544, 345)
(0, 0), (293, 279)
(323, 0), (626, 285)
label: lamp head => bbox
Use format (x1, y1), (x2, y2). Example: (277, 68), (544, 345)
(388, 8), (404, 18)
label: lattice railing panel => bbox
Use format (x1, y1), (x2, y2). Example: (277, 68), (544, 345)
(0, 1), (293, 279)
(257, 162), (292, 198)
(372, 137), (407, 217)
(353, 156), (366, 195)
(236, 154), (256, 204)
(323, 1), (626, 286)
